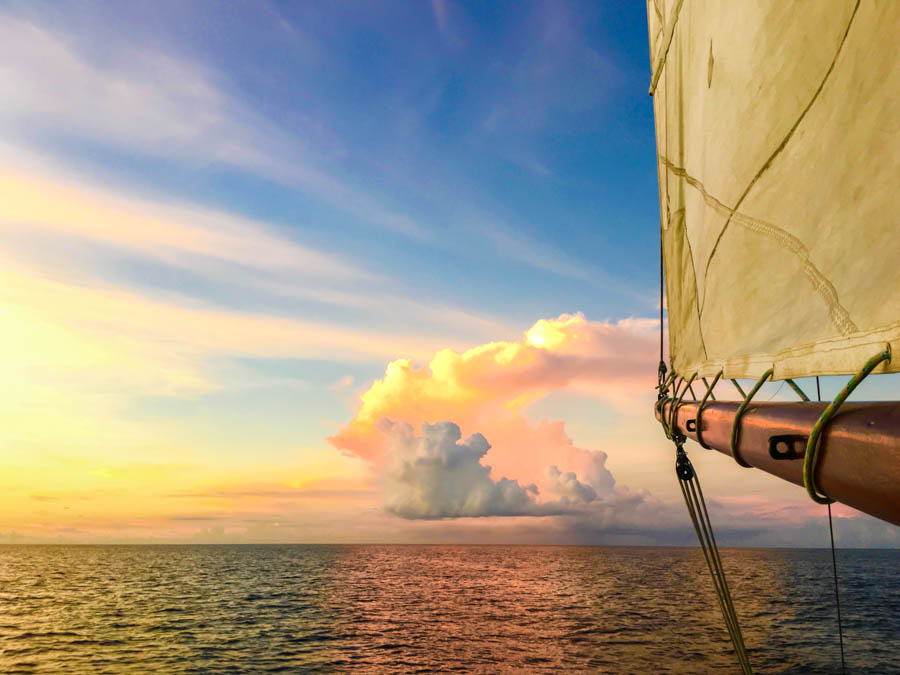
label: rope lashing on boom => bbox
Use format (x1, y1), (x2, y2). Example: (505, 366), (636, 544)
(657, 373), (753, 673)
(729, 369), (773, 468)
(667, 372), (697, 438)
(804, 344), (892, 504)
(692, 370), (722, 449)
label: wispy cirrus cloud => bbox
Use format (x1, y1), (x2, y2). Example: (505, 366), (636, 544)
(0, 13), (426, 238)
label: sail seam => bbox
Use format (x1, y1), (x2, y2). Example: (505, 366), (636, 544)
(698, 0), (862, 317)
(651, 0), (664, 46)
(648, 0), (685, 95)
(660, 156), (858, 337)
(728, 210), (858, 335)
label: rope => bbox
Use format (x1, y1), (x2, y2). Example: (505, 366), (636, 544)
(785, 378), (810, 402)
(675, 445), (752, 673)
(729, 369), (773, 468)
(700, 377), (717, 401)
(731, 379), (746, 398)
(660, 236), (664, 364)
(694, 371), (722, 449)
(804, 345), (891, 503)
(655, 48), (750, 675)
(817, 376), (846, 674)
(668, 372), (697, 437)
(827, 504), (846, 674)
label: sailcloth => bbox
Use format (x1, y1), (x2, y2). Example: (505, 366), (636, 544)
(647, 0), (900, 379)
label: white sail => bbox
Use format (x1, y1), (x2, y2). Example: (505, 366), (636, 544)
(647, 0), (900, 379)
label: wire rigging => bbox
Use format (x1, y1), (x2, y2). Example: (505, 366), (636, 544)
(676, 446), (752, 674)
(818, 376), (846, 674)
(655, 32), (752, 673)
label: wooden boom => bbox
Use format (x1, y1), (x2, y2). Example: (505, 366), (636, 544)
(656, 400), (900, 527)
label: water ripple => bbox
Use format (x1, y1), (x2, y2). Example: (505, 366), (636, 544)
(0, 545), (897, 672)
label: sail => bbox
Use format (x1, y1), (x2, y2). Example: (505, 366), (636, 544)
(647, 0), (900, 380)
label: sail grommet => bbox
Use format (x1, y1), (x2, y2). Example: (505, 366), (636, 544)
(804, 344), (892, 504)
(729, 368), (774, 468)
(693, 371), (723, 449)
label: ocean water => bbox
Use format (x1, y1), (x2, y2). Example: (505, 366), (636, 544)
(0, 546), (897, 673)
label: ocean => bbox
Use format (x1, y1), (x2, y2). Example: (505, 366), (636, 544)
(0, 545), (897, 673)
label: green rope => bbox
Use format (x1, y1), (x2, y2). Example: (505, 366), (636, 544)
(804, 345), (892, 504)
(700, 377), (717, 401)
(729, 369), (773, 468)
(655, 369), (678, 428)
(668, 372), (697, 437)
(785, 378), (810, 402)
(695, 371), (723, 449)
(661, 375), (684, 439)
(730, 379), (746, 398)
(658, 368), (677, 394)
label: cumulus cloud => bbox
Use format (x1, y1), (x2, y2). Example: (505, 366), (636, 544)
(545, 466), (597, 504)
(328, 313), (663, 528)
(330, 312), (657, 460)
(326, 312), (900, 547)
(376, 419), (649, 527)
(381, 420), (540, 519)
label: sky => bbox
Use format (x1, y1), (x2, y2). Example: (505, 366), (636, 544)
(2, 0), (897, 547)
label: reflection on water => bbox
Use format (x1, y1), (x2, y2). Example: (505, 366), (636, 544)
(0, 545), (897, 673)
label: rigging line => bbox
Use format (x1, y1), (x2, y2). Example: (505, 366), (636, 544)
(763, 380), (785, 402)
(676, 447), (752, 673)
(659, 234), (664, 363)
(689, 478), (751, 672)
(818, 375), (846, 674)
(828, 505), (846, 674)
(660, 35), (669, 368)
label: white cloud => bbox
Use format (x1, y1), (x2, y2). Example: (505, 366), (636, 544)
(381, 420), (540, 519)
(379, 419), (661, 529)
(546, 465), (597, 504)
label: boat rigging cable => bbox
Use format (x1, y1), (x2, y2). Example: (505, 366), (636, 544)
(819, 376), (846, 675)
(655, 48), (752, 674)
(658, 363), (752, 674)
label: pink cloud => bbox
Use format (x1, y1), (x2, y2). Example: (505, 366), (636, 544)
(330, 313), (657, 512)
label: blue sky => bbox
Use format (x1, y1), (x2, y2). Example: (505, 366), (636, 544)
(2, 0), (896, 546)
(5, 0), (659, 327)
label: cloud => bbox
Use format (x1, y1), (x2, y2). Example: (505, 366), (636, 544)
(0, 259), (454, 395)
(0, 160), (365, 282)
(545, 466), (598, 504)
(480, 2), (619, 134)
(0, 15), (230, 155)
(326, 311), (898, 546)
(331, 375), (355, 390)
(382, 420), (540, 519)
(330, 314), (665, 526)
(0, 13), (426, 238)
(430, 0), (451, 43)
(330, 313), (658, 465)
